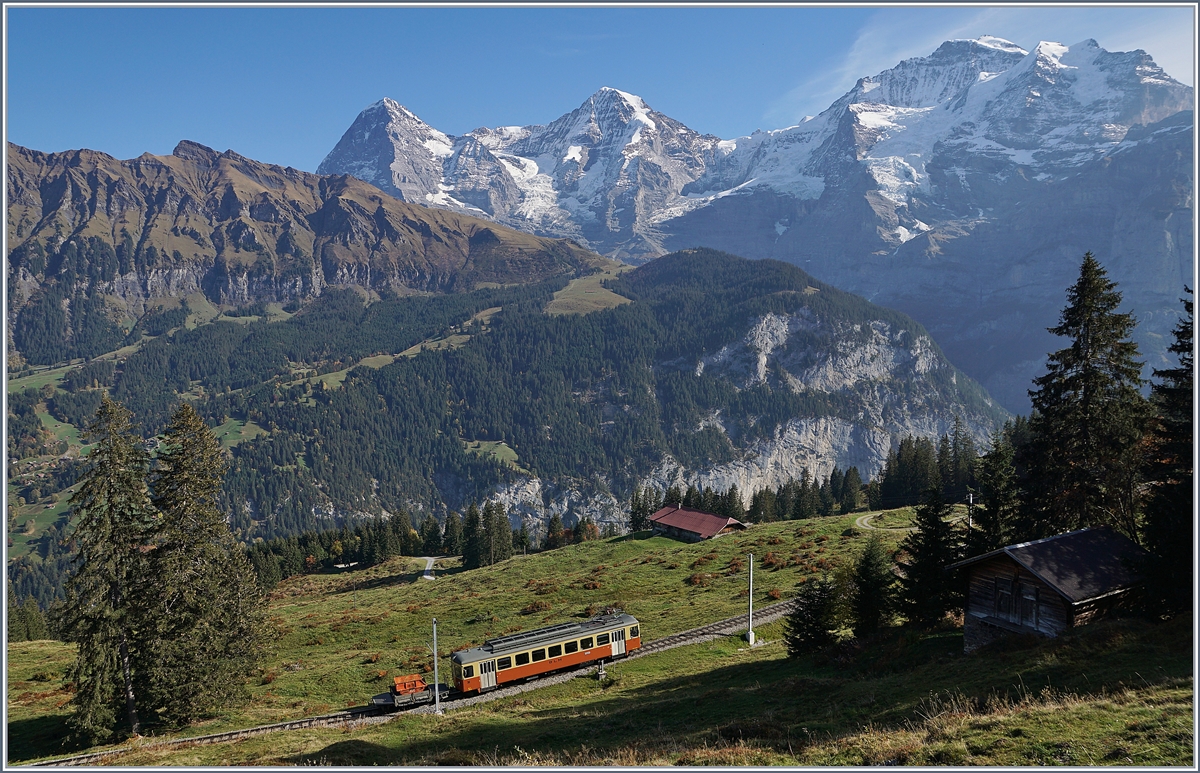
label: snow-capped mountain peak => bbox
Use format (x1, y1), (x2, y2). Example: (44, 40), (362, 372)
(318, 37), (1190, 264)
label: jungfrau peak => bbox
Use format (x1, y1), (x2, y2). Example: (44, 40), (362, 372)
(319, 37), (1193, 411)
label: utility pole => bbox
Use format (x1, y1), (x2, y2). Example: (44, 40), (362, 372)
(432, 618), (443, 715)
(746, 553), (755, 645)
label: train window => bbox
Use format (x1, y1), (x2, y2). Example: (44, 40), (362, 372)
(532, 648), (546, 662)
(548, 644), (562, 658)
(596, 633), (610, 646)
(497, 657), (512, 670)
(515, 652), (530, 666)
(580, 637), (593, 649)
(565, 640), (579, 654)
(630, 625), (639, 638)
(463, 665), (475, 678)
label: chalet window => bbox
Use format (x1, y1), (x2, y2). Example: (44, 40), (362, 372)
(515, 652), (530, 666)
(532, 648), (546, 662)
(463, 665), (475, 678)
(497, 657), (512, 670)
(580, 637), (593, 649)
(994, 578), (1015, 621)
(548, 644), (562, 658)
(596, 633), (611, 646)
(565, 641), (579, 654)
(1019, 584), (1039, 628)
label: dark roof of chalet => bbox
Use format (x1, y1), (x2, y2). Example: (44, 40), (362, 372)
(649, 505), (747, 539)
(947, 526), (1148, 605)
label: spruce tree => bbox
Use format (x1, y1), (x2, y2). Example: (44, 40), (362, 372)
(1025, 253), (1149, 539)
(850, 534), (894, 639)
(972, 426), (1020, 554)
(420, 515), (443, 556)
(1141, 288), (1193, 613)
(487, 502), (514, 563)
(442, 511), (463, 556)
(8, 584), (27, 643)
(543, 511), (565, 550)
(142, 402), (267, 727)
(462, 503), (484, 569)
(784, 577), (838, 656)
(723, 484), (746, 521)
(61, 395), (154, 742)
(21, 596), (49, 640)
(840, 467), (863, 513)
(897, 488), (960, 626)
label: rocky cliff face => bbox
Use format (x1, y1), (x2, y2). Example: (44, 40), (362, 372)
(318, 37), (1193, 411)
(6, 140), (603, 361)
(475, 251), (1006, 537)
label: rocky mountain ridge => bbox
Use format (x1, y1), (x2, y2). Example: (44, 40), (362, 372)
(318, 37), (1193, 410)
(6, 140), (603, 363)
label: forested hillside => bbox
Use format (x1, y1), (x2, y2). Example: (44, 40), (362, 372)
(8, 249), (1005, 610)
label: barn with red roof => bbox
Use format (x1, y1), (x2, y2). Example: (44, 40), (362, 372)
(649, 504), (747, 543)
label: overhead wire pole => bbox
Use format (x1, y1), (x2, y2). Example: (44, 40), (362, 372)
(432, 618), (443, 715)
(746, 553), (755, 645)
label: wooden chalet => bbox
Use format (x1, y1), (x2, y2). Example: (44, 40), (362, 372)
(948, 527), (1147, 653)
(649, 504), (747, 543)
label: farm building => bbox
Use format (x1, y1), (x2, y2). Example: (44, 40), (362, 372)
(948, 526), (1147, 653)
(649, 505), (747, 543)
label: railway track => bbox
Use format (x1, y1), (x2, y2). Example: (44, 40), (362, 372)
(26, 598), (799, 767)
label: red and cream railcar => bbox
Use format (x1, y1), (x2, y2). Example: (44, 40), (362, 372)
(451, 612), (640, 694)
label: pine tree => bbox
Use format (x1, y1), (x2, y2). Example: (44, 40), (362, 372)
(487, 502), (514, 563)
(1024, 253), (1149, 539)
(972, 426), (1020, 555)
(828, 466), (844, 505)
(462, 503), (484, 569)
(543, 512), (565, 550)
(950, 415), (978, 503)
(21, 595), (49, 640)
(850, 534), (894, 639)
(1141, 288), (1193, 613)
(142, 402), (268, 727)
(420, 514), (443, 556)
(513, 523), (531, 554)
(723, 484), (746, 522)
(61, 395), (154, 743)
(841, 467), (863, 514)
(8, 584), (27, 643)
(897, 488), (960, 626)
(442, 511), (463, 556)
(784, 577), (838, 656)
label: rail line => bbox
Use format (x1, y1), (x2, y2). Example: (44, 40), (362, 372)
(26, 598), (798, 767)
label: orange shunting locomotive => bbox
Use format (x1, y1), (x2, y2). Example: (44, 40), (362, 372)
(451, 612), (641, 693)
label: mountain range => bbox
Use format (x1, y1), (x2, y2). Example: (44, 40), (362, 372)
(317, 36), (1194, 411)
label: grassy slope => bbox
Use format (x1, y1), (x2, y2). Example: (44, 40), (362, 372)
(7, 512), (1192, 765)
(544, 262), (632, 316)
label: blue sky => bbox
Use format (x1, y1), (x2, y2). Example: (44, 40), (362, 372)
(5, 5), (1194, 171)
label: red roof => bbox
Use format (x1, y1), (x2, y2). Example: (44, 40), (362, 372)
(649, 505), (747, 539)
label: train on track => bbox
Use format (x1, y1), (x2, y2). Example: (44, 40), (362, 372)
(451, 611), (641, 693)
(370, 612), (641, 709)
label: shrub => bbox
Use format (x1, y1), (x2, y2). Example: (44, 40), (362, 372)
(521, 600), (552, 615)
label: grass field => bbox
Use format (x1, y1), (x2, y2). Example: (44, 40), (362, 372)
(462, 440), (529, 474)
(544, 264), (632, 316)
(7, 512), (1192, 766)
(212, 418), (269, 449)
